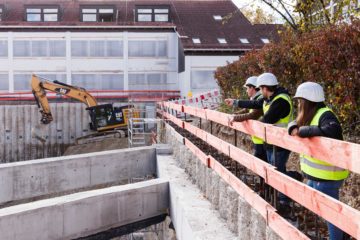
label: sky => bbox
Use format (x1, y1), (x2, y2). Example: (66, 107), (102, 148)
(231, 0), (287, 23)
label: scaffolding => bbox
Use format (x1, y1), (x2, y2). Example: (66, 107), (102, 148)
(127, 104), (163, 148)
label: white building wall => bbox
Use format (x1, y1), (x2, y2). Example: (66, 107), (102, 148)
(0, 31), (179, 93)
(0, 31), (241, 96)
(179, 55), (239, 97)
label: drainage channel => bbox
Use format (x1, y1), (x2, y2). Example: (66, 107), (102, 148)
(168, 121), (337, 240)
(75, 215), (170, 240)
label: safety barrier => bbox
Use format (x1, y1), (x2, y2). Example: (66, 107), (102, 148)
(158, 102), (360, 239)
(169, 89), (221, 109)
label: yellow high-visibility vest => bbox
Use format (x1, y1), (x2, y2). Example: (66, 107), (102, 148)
(300, 107), (349, 180)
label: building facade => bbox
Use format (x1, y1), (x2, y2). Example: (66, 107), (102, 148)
(0, 0), (275, 97)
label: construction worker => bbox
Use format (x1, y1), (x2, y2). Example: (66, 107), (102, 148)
(288, 82), (349, 240)
(228, 76), (267, 162)
(226, 73), (293, 174)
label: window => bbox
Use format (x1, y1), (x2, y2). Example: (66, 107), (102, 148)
(217, 38), (227, 44)
(192, 38), (201, 44)
(72, 74), (124, 90)
(0, 74), (9, 91)
(261, 38), (270, 44)
(26, 6), (59, 22)
(136, 6), (170, 22)
(239, 38), (250, 44)
(128, 40), (167, 57)
(0, 6), (4, 21)
(71, 40), (123, 57)
(81, 6), (115, 22)
(14, 73), (66, 91)
(13, 40), (66, 57)
(0, 40), (8, 57)
(191, 70), (218, 90)
(213, 15), (222, 21)
(128, 73), (168, 90)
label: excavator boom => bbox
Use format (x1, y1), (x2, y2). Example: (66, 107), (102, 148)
(31, 74), (98, 124)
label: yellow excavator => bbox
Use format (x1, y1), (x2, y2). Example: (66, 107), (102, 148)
(31, 74), (135, 142)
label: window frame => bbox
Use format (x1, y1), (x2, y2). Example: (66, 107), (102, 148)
(213, 15), (222, 21)
(261, 38), (270, 44)
(80, 5), (116, 22)
(135, 5), (170, 22)
(25, 5), (60, 22)
(217, 38), (227, 44)
(239, 38), (250, 44)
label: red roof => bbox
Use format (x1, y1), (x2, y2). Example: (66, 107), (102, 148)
(0, 0), (280, 51)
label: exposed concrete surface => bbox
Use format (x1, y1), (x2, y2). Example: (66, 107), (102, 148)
(157, 154), (237, 240)
(0, 179), (169, 240)
(0, 146), (156, 205)
(163, 124), (285, 239)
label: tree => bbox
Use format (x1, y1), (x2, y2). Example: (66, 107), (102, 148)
(258, 0), (359, 31)
(241, 6), (277, 24)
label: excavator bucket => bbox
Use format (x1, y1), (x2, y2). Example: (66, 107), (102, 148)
(31, 123), (49, 144)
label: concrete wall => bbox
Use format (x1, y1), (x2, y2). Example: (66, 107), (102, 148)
(163, 123), (283, 240)
(0, 146), (156, 205)
(0, 102), (92, 163)
(0, 179), (169, 240)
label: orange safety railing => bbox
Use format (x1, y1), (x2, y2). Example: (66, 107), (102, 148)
(158, 102), (360, 239)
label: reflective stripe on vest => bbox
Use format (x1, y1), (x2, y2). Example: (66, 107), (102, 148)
(300, 107), (349, 180)
(262, 93), (293, 128)
(250, 93), (264, 144)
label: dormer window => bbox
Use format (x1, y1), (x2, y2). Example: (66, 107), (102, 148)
(218, 38), (227, 44)
(261, 38), (270, 44)
(192, 38), (201, 44)
(0, 6), (4, 21)
(81, 6), (115, 22)
(213, 15), (222, 21)
(239, 38), (250, 44)
(26, 6), (59, 22)
(136, 6), (170, 22)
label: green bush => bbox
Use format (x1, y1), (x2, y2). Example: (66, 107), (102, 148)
(215, 20), (360, 140)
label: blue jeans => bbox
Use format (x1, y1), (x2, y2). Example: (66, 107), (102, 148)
(266, 148), (290, 175)
(307, 180), (344, 240)
(254, 144), (267, 162)
(267, 148), (290, 203)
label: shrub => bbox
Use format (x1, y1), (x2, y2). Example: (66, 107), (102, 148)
(215, 20), (360, 140)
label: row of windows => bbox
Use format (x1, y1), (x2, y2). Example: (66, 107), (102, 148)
(0, 40), (168, 58)
(0, 70), (214, 91)
(192, 37), (270, 44)
(0, 73), (177, 91)
(0, 5), (170, 23)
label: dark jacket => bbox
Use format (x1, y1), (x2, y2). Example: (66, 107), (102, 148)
(233, 92), (263, 122)
(287, 103), (343, 140)
(287, 103), (343, 181)
(234, 87), (291, 124)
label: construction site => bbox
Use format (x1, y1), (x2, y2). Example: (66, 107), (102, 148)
(0, 0), (359, 239)
(0, 82), (359, 239)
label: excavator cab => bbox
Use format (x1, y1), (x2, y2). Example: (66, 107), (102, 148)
(86, 104), (131, 131)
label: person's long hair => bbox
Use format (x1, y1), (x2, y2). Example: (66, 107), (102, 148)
(296, 98), (319, 127)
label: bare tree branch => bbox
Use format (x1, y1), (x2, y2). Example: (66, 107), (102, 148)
(261, 0), (299, 30)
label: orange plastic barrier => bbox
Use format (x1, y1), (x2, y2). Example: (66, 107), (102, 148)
(160, 109), (360, 239)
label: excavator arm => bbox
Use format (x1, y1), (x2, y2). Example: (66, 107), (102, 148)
(31, 74), (98, 124)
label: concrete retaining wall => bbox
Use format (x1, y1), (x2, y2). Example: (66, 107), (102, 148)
(0, 103), (91, 163)
(164, 123), (282, 240)
(0, 179), (169, 240)
(0, 146), (156, 205)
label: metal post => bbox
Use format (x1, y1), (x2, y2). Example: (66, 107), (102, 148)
(199, 118), (202, 129)
(234, 129), (237, 146)
(210, 121), (213, 135)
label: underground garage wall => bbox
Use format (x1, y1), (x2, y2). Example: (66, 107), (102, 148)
(0, 103), (91, 163)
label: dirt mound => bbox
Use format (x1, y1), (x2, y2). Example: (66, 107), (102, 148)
(63, 137), (129, 156)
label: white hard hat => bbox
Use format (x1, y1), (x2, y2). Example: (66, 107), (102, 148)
(294, 82), (325, 102)
(243, 76), (258, 87)
(256, 73), (278, 87)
